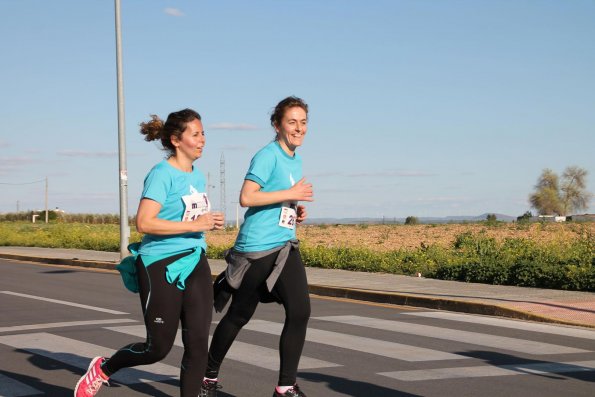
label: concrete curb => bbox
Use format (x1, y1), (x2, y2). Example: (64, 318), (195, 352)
(307, 284), (594, 329)
(3, 253), (593, 329)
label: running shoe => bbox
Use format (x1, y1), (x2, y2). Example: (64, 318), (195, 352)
(74, 356), (109, 397)
(272, 384), (307, 397)
(201, 378), (221, 397)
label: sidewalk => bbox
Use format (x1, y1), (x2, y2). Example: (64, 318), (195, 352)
(1, 246), (594, 329)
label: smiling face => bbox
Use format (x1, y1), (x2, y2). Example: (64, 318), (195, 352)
(275, 106), (308, 155)
(171, 118), (205, 163)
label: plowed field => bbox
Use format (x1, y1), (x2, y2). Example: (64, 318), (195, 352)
(206, 222), (594, 252)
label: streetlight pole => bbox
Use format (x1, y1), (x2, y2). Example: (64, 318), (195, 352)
(231, 201), (240, 229)
(115, 0), (129, 259)
(45, 176), (48, 223)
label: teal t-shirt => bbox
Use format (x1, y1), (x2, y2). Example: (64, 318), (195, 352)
(234, 141), (303, 252)
(138, 160), (208, 256)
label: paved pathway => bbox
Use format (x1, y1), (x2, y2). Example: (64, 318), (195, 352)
(1, 246), (593, 328)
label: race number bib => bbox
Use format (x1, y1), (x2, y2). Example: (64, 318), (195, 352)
(182, 192), (210, 222)
(279, 202), (297, 229)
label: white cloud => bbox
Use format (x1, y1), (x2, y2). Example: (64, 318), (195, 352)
(0, 157), (42, 176)
(345, 170), (437, 178)
(57, 150), (117, 158)
(0, 140), (10, 148)
(164, 8), (184, 17)
(207, 123), (259, 131)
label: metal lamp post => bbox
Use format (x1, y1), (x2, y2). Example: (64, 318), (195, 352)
(115, 0), (129, 259)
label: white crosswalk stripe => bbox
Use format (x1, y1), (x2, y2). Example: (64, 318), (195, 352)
(241, 319), (468, 361)
(1, 313), (594, 395)
(380, 360), (595, 381)
(0, 332), (179, 385)
(106, 324), (340, 370)
(312, 315), (589, 354)
(405, 311), (595, 339)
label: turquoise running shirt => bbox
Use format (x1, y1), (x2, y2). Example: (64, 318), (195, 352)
(234, 141), (303, 252)
(138, 160), (208, 256)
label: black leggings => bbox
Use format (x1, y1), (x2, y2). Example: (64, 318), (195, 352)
(102, 251), (213, 397)
(206, 248), (311, 386)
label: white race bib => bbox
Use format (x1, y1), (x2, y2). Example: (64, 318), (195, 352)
(279, 202), (297, 229)
(182, 192), (210, 222)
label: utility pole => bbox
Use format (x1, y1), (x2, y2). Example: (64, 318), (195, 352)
(220, 153), (226, 224)
(45, 176), (48, 223)
(115, 0), (129, 259)
(231, 201), (240, 229)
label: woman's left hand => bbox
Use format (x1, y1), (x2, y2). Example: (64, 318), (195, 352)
(296, 205), (307, 224)
(211, 212), (225, 230)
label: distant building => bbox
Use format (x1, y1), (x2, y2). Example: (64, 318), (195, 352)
(531, 215), (566, 222)
(525, 214), (595, 223)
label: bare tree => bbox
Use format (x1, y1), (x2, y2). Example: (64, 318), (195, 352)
(561, 166), (592, 215)
(529, 166), (592, 216)
(529, 169), (563, 215)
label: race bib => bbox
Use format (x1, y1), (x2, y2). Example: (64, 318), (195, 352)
(279, 202), (297, 229)
(182, 192), (210, 222)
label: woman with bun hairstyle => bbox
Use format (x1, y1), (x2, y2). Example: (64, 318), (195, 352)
(201, 96), (313, 397)
(74, 108), (224, 397)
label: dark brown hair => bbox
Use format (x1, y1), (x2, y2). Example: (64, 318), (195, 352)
(139, 108), (201, 157)
(270, 96), (308, 129)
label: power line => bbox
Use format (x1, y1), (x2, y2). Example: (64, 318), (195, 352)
(0, 179), (45, 185)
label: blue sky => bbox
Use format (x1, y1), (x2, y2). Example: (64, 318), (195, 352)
(1, 0), (594, 221)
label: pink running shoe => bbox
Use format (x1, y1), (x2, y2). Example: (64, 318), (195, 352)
(74, 356), (109, 397)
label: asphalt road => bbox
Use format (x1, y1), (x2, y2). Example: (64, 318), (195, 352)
(1, 259), (594, 397)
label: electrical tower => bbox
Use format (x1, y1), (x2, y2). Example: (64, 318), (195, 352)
(220, 152), (226, 222)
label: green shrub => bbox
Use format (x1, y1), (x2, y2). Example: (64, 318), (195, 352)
(1, 222), (593, 291)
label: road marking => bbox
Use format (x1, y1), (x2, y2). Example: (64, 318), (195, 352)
(242, 320), (467, 362)
(310, 294), (418, 310)
(0, 319), (137, 333)
(106, 325), (340, 370)
(0, 373), (42, 397)
(380, 360), (595, 381)
(0, 291), (128, 315)
(405, 311), (595, 340)
(313, 315), (589, 355)
(0, 332), (178, 384)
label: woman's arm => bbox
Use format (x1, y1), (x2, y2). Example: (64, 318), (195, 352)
(239, 178), (314, 207)
(136, 198), (224, 235)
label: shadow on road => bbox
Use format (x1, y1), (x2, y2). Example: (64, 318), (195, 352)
(299, 371), (422, 397)
(458, 350), (595, 383)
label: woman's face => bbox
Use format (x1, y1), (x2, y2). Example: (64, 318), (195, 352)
(275, 106), (308, 153)
(172, 119), (205, 161)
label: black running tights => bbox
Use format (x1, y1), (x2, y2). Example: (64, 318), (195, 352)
(205, 248), (311, 386)
(102, 252), (213, 397)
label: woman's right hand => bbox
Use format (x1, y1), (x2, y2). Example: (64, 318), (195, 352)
(289, 178), (314, 202)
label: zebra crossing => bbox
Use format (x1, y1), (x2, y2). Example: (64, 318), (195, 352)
(1, 312), (594, 396)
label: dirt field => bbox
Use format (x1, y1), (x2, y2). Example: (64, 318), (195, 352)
(206, 222), (594, 252)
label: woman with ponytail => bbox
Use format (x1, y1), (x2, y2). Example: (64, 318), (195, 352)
(74, 108), (224, 397)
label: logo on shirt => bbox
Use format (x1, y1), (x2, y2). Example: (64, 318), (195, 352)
(289, 173), (295, 186)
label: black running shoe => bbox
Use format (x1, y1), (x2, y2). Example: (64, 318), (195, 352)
(200, 379), (221, 397)
(272, 384), (307, 397)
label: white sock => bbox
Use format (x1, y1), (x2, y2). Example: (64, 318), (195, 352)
(203, 377), (218, 382)
(276, 386), (293, 393)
